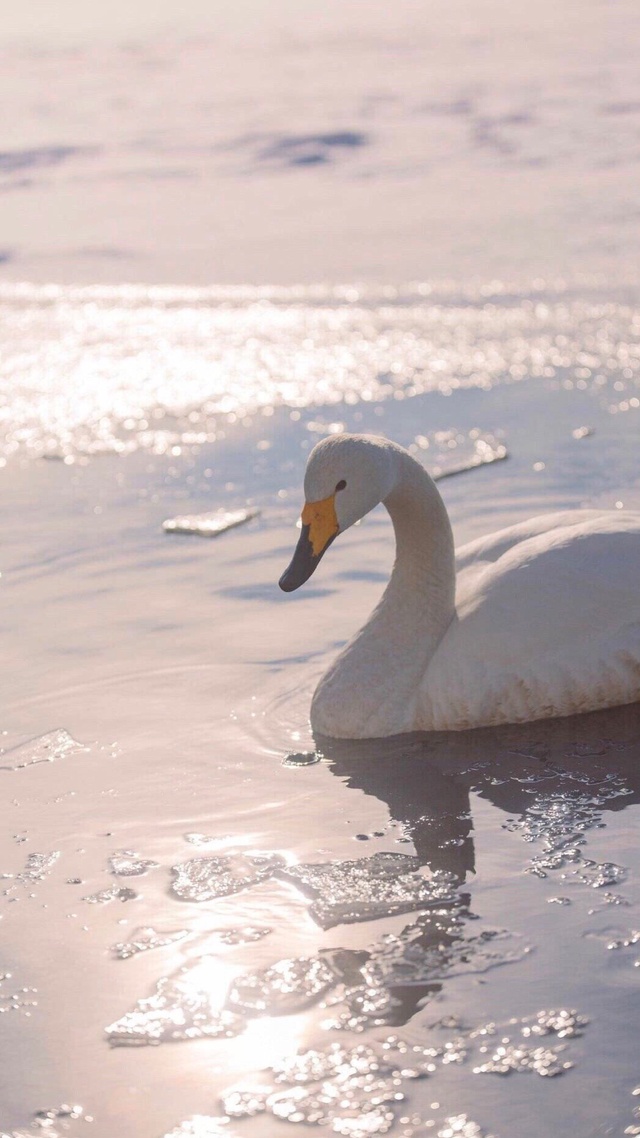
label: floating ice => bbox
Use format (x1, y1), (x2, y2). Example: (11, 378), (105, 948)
(227, 956), (337, 1016)
(111, 927), (190, 960)
(560, 859), (627, 889)
(106, 951), (347, 1049)
(19, 852), (60, 882)
(163, 508), (260, 538)
(2, 851), (60, 899)
(171, 853), (285, 902)
(224, 914), (528, 1037)
(431, 442), (508, 481)
(504, 779), (632, 898)
(171, 849), (469, 929)
(109, 851), (160, 877)
(0, 729), (87, 771)
(106, 960), (245, 1046)
(83, 885), (138, 904)
(119, 905), (529, 1052)
(279, 855), (460, 929)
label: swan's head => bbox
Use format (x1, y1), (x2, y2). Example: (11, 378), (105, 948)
(279, 433), (396, 592)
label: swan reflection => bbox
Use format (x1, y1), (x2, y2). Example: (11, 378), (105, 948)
(319, 702), (640, 885)
(308, 704), (640, 1025)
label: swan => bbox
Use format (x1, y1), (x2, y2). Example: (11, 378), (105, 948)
(279, 433), (640, 738)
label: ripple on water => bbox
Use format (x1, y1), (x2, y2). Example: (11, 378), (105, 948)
(283, 751), (323, 768)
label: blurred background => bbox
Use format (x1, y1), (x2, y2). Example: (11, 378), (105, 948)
(1, 0), (639, 285)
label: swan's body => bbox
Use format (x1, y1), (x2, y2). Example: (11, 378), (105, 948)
(279, 434), (640, 738)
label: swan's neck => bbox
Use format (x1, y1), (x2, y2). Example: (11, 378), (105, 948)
(312, 451), (456, 738)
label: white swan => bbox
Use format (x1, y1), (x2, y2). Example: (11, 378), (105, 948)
(279, 433), (640, 738)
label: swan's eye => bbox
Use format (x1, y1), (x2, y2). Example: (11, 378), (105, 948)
(335, 479), (347, 492)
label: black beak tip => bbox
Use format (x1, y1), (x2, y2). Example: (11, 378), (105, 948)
(278, 570), (301, 592)
(279, 525), (336, 594)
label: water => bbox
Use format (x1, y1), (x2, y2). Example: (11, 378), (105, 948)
(1, 274), (640, 1134)
(1, 281), (639, 463)
(1, 8), (640, 1122)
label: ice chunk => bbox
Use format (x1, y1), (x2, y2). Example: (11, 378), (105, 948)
(227, 956), (337, 1016)
(106, 961), (245, 1046)
(279, 854), (459, 929)
(163, 508), (260, 538)
(109, 851), (159, 877)
(111, 927), (190, 960)
(171, 853), (285, 902)
(83, 886), (138, 904)
(0, 729), (87, 771)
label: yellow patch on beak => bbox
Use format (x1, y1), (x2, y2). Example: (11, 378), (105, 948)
(301, 494), (339, 556)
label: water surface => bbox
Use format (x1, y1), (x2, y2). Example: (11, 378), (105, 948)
(1, 281), (639, 1138)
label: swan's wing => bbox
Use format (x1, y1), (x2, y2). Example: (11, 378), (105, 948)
(421, 514), (640, 730)
(454, 510), (608, 572)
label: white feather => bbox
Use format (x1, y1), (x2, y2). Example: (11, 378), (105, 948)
(293, 434), (640, 738)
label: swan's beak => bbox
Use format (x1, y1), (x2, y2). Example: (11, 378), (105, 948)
(279, 494), (339, 592)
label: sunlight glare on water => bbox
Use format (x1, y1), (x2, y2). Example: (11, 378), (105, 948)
(1, 280), (639, 461)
